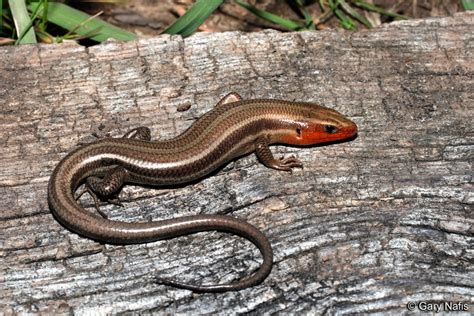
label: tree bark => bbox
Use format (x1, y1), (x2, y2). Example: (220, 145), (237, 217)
(1, 12), (473, 314)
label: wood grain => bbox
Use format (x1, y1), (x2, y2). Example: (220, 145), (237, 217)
(1, 12), (473, 314)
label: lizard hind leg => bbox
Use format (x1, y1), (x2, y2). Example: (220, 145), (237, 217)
(75, 187), (108, 218)
(76, 126), (148, 218)
(77, 166), (129, 218)
(86, 166), (129, 197)
(90, 126), (148, 199)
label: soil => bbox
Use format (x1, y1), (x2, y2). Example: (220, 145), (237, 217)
(75, 0), (466, 37)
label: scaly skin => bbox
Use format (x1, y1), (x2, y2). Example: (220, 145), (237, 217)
(48, 94), (358, 292)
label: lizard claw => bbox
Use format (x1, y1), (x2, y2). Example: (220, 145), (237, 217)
(277, 155), (303, 171)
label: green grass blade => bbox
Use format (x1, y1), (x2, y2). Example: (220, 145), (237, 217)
(326, 0), (357, 30)
(462, 0), (474, 10)
(236, 0), (303, 31)
(294, 0), (315, 30)
(353, 1), (408, 20)
(14, 0), (44, 45)
(38, 0), (48, 31)
(318, 0), (326, 12)
(28, 2), (137, 42)
(163, 0), (224, 37)
(334, 7), (356, 30)
(339, 0), (372, 28)
(9, 0), (36, 44)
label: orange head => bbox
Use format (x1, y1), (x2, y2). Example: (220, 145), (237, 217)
(275, 103), (358, 146)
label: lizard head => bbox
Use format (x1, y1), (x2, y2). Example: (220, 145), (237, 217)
(278, 103), (358, 146)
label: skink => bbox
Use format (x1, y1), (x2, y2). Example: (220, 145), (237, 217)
(47, 92), (358, 292)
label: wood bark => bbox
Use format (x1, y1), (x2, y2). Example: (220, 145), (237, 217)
(1, 12), (473, 314)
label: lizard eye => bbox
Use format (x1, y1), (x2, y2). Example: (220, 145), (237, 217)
(296, 127), (302, 137)
(324, 125), (338, 134)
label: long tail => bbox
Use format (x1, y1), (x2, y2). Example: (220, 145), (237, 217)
(48, 158), (273, 292)
(153, 215), (274, 292)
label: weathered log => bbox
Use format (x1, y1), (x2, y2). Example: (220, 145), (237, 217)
(0, 12), (473, 314)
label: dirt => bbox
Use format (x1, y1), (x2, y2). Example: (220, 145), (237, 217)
(74, 0), (465, 37)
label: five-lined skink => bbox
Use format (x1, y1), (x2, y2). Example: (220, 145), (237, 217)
(48, 92), (358, 292)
